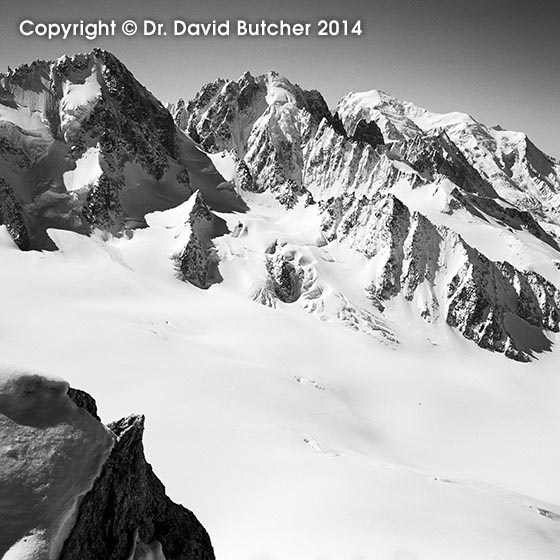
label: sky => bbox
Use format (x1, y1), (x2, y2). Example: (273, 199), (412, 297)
(0, 0), (558, 156)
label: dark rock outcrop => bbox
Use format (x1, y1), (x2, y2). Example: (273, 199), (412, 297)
(265, 243), (303, 303)
(0, 177), (29, 249)
(330, 112), (384, 149)
(67, 387), (100, 421)
(61, 396), (215, 560)
(350, 118), (385, 148)
(172, 193), (228, 289)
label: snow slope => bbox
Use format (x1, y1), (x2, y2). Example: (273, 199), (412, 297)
(1, 191), (560, 559)
(62, 145), (102, 192)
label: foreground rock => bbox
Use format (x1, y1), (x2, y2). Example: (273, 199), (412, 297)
(60, 404), (215, 560)
(0, 371), (114, 559)
(0, 370), (214, 560)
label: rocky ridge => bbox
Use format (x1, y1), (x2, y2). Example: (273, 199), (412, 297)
(0, 371), (213, 560)
(174, 71), (560, 361)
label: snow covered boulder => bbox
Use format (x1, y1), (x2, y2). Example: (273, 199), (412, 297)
(0, 370), (114, 559)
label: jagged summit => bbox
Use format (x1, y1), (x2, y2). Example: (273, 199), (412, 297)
(172, 70), (334, 154)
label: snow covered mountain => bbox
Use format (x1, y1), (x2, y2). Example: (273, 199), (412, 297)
(0, 50), (246, 250)
(171, 71), (560, 362)
(2, 51), (560, 560)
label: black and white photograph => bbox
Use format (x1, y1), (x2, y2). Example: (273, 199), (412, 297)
(1, 1), (559, 559)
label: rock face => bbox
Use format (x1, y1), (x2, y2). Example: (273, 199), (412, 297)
(67, 387), (100, 421)
(60, 409), (215, 560)
(0, 372), (214, 560)
(0, 371), (114, 560)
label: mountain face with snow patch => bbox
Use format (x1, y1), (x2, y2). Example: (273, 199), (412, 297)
(0, 50), (246, 250)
